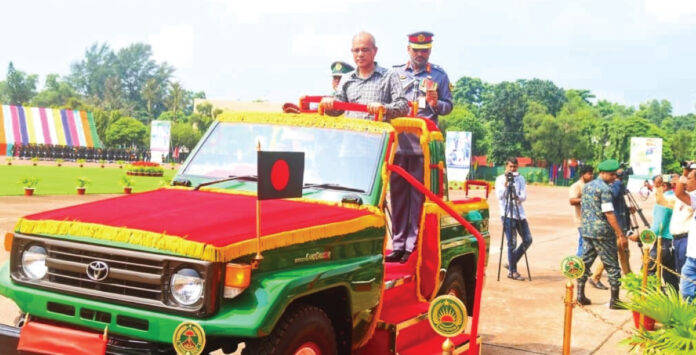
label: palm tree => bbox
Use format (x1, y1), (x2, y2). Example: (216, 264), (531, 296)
(167, 81), (183, 120)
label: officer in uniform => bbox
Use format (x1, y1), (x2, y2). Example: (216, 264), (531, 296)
(386, 32), (453, 264)
(392, 31), (453, 125)
(330, 61), (354, 94)
(577, 159), (628, 309)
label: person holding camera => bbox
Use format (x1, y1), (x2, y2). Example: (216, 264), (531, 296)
(577, 160), (626, 309)
(496, 157), (533, 281)
(673, 161), (696, 300)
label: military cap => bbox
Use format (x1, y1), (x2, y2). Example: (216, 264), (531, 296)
(597, 159), (620, 172)
(331, 61), (354, 76)
(408, 31), (434, 49)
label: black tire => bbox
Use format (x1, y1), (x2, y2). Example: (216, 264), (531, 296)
(244, 304), (337, 355)
(438, 270), (466, 301)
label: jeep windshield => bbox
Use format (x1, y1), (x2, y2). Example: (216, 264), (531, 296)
(181, 122), (386, 195)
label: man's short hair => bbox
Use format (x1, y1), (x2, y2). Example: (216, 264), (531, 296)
(579, 165), (594, 175)
(352, 31), (376, 48)
(506, 157), (518, 165)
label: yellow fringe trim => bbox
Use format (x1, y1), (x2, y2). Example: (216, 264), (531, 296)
(15, 213), (384, 263)
(415, 203), (442, 302)
(217, 111), (395, 134)
(430, 131), (444, 142)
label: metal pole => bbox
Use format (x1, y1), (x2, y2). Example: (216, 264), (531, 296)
(562, 281), (574, 355)
(442, 338), (454, 355)
(640, 246), (650, 330)
(656, 236), (662, 286)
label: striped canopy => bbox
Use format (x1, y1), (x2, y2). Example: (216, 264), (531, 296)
(0, 105), (103, 155)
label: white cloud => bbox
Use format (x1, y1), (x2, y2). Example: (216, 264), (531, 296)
(644, 0), (696, 24)
(212, 0), (368, 24)
(148, 25), (195, 69)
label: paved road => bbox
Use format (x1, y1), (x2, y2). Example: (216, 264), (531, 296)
(0, 186), (652, 354)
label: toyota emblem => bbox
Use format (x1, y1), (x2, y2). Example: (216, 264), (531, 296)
(86, 261), (109, 282)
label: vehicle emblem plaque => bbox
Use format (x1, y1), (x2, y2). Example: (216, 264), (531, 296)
(86, 260), (110, 281)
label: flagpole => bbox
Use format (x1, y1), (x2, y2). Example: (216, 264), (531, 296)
(253, 140), (264, 269)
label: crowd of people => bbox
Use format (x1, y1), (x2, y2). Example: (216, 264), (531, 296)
(9, 143), (150, 162)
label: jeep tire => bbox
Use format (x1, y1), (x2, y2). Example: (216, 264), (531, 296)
(245, 304), (337, 355)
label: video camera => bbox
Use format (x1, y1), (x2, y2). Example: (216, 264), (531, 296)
(505, 171), (519, 183)
(680, 161), (696, 170)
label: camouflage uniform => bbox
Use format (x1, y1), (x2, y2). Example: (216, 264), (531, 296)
(578, 178), (622, 288)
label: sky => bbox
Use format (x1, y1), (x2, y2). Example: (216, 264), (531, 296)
(1, 0), (695, 114)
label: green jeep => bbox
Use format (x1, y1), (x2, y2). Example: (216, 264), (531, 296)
(0, 111), (489, 355)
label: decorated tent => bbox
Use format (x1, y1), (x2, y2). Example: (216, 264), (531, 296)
(0, 105), (103, 156)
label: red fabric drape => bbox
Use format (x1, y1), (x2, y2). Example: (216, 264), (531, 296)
(18, 320), (107, 355)
(24, 189), (373, 247)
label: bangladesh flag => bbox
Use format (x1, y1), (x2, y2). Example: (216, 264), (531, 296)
(257, 151), (304, 200)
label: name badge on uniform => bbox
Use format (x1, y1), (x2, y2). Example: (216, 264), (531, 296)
(418, 97), (426, 108)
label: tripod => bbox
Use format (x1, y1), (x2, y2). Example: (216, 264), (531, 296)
(496, 175), (532, 281)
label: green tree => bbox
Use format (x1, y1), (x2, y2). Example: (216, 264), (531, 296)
(661, 113), (696, 134)
(636, 99), (672, 126)
(69, 43), (117, 101)
(171, 122), (202, 151)
(440, 105), (489, 156)
(517, 78), (566, 115)
(565, 89), (595, 105)
(596, 99), (635, 118)
(31, 74), (83, 108)
(669, 129), (693, 163)
(482, 81), (528, 163)
(452, 76), (488, 115)
(166, 82), (184, 118)
(2, 62), (38, 105)
(105, 116), (147, 148)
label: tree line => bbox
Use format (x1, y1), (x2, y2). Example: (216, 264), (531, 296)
(0, 43), (218, 151)
(441, 77), (695, 172)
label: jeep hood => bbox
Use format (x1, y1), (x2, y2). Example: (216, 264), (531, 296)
(14, 188), (384, 262)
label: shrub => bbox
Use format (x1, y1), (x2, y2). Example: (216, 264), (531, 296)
(76, 177), (91, 188)
(18, 177), (39, 188)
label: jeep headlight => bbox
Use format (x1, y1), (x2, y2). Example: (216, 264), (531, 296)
(21, 245), (48, 280)
(170, 268), (204, 306)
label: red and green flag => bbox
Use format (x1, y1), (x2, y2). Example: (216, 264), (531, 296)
(257, 151), (304, 200)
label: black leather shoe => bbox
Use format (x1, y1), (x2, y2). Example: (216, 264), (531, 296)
(385, 250), (405, 262)
(507, 272), (525, 281)
(589, 279), (609, 290)
(399, 251), (412, 264)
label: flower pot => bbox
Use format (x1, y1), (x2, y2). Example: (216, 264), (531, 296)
(632, 311), (655, 330)
(101, 165), (105, 168)
(79, 164), (84, 168)
(76, 187), (86, 195)
(123, 187), (132, 194)
(24, 188), (34, 196)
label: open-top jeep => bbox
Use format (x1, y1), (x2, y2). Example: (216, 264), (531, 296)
(0, 108), (489, 354)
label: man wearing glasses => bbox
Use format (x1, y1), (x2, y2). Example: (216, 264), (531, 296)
(320, 31), (408, 121)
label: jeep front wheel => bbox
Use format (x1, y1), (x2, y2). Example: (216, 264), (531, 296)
(245, 305), (337, 355)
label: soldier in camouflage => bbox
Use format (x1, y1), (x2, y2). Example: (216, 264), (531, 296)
(577, 159), (628, 310)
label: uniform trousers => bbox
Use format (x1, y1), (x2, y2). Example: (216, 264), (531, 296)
(579, 237), (622, 288)
(390, 154), (424, 252)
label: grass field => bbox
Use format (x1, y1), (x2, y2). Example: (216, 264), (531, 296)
(0, 165), (177, 196)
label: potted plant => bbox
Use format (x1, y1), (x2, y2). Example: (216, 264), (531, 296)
(619, 272), (660, 330)
(18, 177), (39, 196)
(76, 177), (91, 195)
(117, 160), (124, 169)
(56, 158), (64, 167)
(99, 159), (106, 168)
(620, 286), (696, 353)
(120, 176), (135, 194)
(77, 158), (86, 167)
(6, 157), (12, 166)
(31, 157), (39, 166)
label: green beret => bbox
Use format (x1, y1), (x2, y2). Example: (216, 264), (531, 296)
(598, 159), (619, 172)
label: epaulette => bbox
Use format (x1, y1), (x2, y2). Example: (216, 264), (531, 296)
(392, 63), (407, 68)
(429, 63), (445, 72)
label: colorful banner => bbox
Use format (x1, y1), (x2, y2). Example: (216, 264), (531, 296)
(150, 120), (171, 163)
(445, 131), (472, 187)
(0, 104), (102, 155)
(628, 137), (662, 193)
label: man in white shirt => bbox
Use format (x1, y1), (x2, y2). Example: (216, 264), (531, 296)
(496, 157), (532, 281)
(673, 165), (696, 300)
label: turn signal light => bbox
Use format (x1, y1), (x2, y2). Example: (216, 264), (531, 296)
(4, 233), (13, 252)
(224, 263), (251, 299)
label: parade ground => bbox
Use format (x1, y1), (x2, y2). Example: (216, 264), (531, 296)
(0, 184), (651, 354)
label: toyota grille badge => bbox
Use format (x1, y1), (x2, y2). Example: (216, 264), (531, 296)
(86, 260), (110, 281)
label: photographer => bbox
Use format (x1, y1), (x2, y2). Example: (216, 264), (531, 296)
(673, 161), (696, 300)
(495, 157), (533, 281)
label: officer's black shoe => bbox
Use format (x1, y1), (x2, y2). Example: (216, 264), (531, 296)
(385, 250), (405, 262)
(577, 282), (591, 305)
(589, 279), (609, 290)
(609, 286), (623, 310)
(399, 251), (412, 264)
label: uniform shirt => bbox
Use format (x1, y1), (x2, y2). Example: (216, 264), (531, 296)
(495, 173), (527, 220)
(333, 64), (409, 120)
(651, 190), (673, 240)
(670, 192), (695, 235)
(686, 194), (696, 258)
(569, 179), (585, 228)
(393, 62), (453, 125)
(581, 179), (615, 239)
